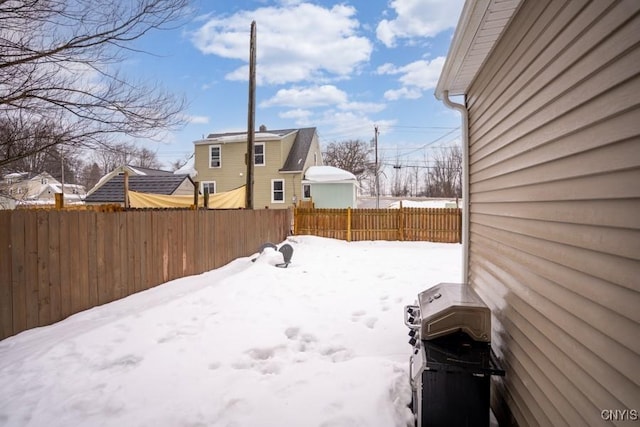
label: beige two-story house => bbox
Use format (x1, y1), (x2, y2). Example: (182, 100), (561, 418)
(193, 126), (323, 209)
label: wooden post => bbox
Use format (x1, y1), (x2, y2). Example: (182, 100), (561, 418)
(55, 193), (64, 210)
(123, 171), (130, 209)
(245, 21), (256, 210)
(346, 207), (352, 242)
(398, 200), (404, 241)
(193, 181), (199, 209)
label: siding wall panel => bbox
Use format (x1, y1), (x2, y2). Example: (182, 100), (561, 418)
(465, 0), (640, 425)
(472, 110), (639, 183)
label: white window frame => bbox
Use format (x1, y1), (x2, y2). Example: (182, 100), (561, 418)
(209, 145), (221, 168)
(271, 179), (285, 203)
(302, 183), (311, 200)
(201, 181), (216, 195)
(254, 142), (265, 166)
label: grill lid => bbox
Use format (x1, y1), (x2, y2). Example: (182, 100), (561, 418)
(417, 283), (491, 342)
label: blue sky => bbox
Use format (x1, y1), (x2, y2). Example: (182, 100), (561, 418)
(126, 0), (465, 169)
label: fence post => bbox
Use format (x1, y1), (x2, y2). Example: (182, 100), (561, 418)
(293, 207), (298, 235)
(193, 181), (199, 209)
(458, 207), (462, 243)
(398, 201), (404, 241)
(123, 171), (130, 209)
(55, 193), (64, 210)
(346, 207), (351, 242)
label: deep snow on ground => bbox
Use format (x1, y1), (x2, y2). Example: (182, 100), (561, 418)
(0, 236), (461, 427)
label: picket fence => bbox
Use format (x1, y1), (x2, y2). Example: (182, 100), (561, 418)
(294, 207), (462, 243)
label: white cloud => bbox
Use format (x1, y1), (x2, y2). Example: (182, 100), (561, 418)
(191, 3), (372, 85)
(338, 101), (386, 114)
(316, 110), (396, 143)
(279, 109), (312, 120)
(398, 57), (445, 89)
(376, 63), (399, 75)
(381, 56), (445, 100)
(183, 115), (210, 124)
(261, 85), (387, 116)
(384, 87), (422, 101)
(261, 85), (348, 108)
(376, 0), (463, 47)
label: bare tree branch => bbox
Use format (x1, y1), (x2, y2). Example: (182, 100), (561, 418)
(0, 0), (190, 169)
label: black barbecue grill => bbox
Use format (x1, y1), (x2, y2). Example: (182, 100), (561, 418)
(405, 283), (504, 427)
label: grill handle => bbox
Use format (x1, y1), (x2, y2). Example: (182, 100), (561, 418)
(404, 305), (420, 330)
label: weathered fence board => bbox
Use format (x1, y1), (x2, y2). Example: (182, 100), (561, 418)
(0, 212), (12, 338)
(0, 208), (290, 340)
(295, 207), (461, 243)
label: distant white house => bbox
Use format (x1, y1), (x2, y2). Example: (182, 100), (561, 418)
(0, 172), (86, 208)
(302, 166), (357, 208)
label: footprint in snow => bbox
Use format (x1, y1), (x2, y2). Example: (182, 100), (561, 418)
(351, 310), (366, 322)
(364, 317), (378, 329)
(284, 327), (300, 340)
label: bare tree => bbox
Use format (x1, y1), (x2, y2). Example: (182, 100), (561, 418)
(135, 147), (163, 170)
(78, 161), (102, 191)
(323, 140), (370, 174)
(426, 145), (462, 198)
(169, 153), (193, 172)
(0, 0), (189, 169)
(323, 139), (379, 193)
(90, 142), (163, 174)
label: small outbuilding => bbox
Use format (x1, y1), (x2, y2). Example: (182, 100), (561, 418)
(302, 166), (357, 209)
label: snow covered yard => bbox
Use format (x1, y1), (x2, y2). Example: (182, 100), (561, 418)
(0, 236), (461, 427)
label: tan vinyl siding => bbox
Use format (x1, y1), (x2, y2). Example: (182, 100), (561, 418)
(465, 0), (640, 426)
(253, 134), (293, 208)
(173, 179), (195, 196)
(194, 131), (309, 209)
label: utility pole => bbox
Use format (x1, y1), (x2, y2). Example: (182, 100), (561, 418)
(246, 21), (257, 209)
(374, 124), (379, 208)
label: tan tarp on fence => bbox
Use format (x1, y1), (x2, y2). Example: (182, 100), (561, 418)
(129, 185), (246, 209)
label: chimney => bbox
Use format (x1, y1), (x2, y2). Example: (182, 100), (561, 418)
(259, 124), (267, 132)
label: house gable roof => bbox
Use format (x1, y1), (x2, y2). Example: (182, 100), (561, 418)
(86, 164), (174, 197)
(202, 128), (296, 142)
(84, 175), (192, 203)
(435, 0), (523, 99)
(280, 127), (317, 173)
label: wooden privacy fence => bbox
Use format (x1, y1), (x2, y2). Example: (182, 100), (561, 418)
(294, 207), (461, 243)
(0, 208), (290, 340)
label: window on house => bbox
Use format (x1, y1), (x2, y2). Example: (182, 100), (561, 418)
(302, 184), (311, 199)
(201, 181), (216, 195)
(271, 179), (284, 203)
(255, 143), (265, 166)
(314, 152), (318, 166)
(209, 145), (221, 168)
(41, 178), (48, 184)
